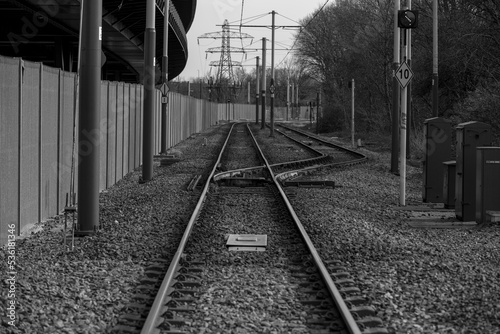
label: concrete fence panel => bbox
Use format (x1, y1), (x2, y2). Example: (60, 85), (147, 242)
(0, 57), (21, 245)
(40, 66), (60, 220)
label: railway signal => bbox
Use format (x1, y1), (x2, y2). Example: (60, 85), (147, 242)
(398, 9), (418, 29)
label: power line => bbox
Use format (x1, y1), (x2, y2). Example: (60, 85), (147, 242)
(276, 0), (331, 69)
(276, 12), (302, 25)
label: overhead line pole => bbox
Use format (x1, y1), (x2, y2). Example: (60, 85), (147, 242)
(406, 0), (412, 158)
(286, 75), (289, 121)
(161, 0), (170, 154)
(400, 28), (408, 206)
(255, 56), (260, 124)
(261, 38), (266, 129)
(77, 0), (102, 235)
(391, 0), (401, 174)
(141, 0), (156, 182)
(432, 0), (439, 117)
(269, 10), (276, 137)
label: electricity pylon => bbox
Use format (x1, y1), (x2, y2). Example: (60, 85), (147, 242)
(198, 20), (253, 102)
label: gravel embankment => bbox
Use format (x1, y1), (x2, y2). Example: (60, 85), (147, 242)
(285, 149), (500, 334)
(1, 123), (499, 334)
(0, 125), (230, 334)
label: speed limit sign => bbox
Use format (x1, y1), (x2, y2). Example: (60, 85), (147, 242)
(395, 61), (413, 88)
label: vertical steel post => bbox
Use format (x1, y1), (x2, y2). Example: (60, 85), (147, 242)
(77, 0), (102, 234)
(296, 83), (299, 120)
(255, 56), (259, 124)
(261, 38), (266, 129)
(316, 91), (320, 134)
(400, 29), (408, 206)
(142, 0), (156, 182)
(269, 10), (275, 137)
(247, 81), (250, 104)
(391, 0), (400, 174)
(291, 82), (295, 119)
(432, 0), (439, 117)
(406, 0), (412, 158)
(161, 0), (169, 154)
(286, 76), (289, 121)
(351, 79), (355, 148)
(309, 101), (312, 127)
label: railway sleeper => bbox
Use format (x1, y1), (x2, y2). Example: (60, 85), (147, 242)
(330, 271), (350, 279)
(121, 314), (147, 322)
(172, 280), (202, 288)
(349, 305), (377, 317)
(327, 265), (348, 272)
(131, 293), (155, 302)
(344, 295), (369, 306)
(334, 278), (356, 286)
(135, 284), (157, 293)
(174, 273), (202, 281)
(356, 316), (386, 329)
(124, 302), (149, 312)
(305, 319), (344, 328)
(300, 299), (332, 307)
(140, 277), (159, 285)
(339, 286), (362, 296)
(164, 306), (195, 313)
(163, 316), (187, 326)
(361, 327), (390, 334)
(111, 324), (142, 333)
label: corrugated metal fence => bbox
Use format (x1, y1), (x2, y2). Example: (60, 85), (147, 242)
(0, 56), (255, 245)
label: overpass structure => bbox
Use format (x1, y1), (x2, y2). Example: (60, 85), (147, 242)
(0, 0), (197, 82)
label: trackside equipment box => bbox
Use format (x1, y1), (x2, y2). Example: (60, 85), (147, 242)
(455, 121), (492, 221)
(422, 117), (452, 203)
(476, 147), (500, 224)
(443, 161), (456, 209)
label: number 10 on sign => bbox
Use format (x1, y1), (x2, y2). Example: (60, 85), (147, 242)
(395, 61), (413, 89)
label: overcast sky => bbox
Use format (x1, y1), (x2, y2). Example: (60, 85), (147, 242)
(179, 0), (331, 80)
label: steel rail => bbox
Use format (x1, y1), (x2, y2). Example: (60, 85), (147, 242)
(142, 122), (362, 333)
(140, 123), (236, 334)
(246, 123), (363, 334)
(276, 123), (367, 163)
(214, 123), (329, 182)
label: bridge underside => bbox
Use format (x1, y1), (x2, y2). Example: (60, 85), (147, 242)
(0, 0), (196, 83)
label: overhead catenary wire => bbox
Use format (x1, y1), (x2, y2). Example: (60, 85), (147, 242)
(275, 0), (331, 69)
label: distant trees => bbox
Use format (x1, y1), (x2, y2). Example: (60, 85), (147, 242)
(293, 0), (500, 140)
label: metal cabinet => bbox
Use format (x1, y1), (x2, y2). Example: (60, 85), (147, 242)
(455, 121), (492, 221)
(476, 147), (500, 224)
(422, 117), (452, 203)
(443, 161), (456, 209)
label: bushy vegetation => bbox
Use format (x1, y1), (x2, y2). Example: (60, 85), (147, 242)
(292, 0), (500, 141)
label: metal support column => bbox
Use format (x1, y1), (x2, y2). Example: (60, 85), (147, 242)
(142, 0), (156, 182)
(432, 0), (439, 117)
(255, 56), (260, 124)
(77, 0), (102, 235)
(269, 10), (276, 137)
(316, 91), (320, 134)
(261, 38), (266, 129)
(391, 0), (400, 174)
(161, 0), (170, 154)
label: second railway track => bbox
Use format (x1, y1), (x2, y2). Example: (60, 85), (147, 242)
(115, 122), (386, 334)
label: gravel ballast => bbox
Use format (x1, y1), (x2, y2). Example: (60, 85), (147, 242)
(1, 123), (499, 334)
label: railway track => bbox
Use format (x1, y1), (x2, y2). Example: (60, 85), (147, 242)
(113, 122), (386, 334)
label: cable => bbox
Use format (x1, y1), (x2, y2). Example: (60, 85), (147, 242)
(276, 13), (302, 25)
(275, 0), (331, 69)
(227, 12), (269, 26)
